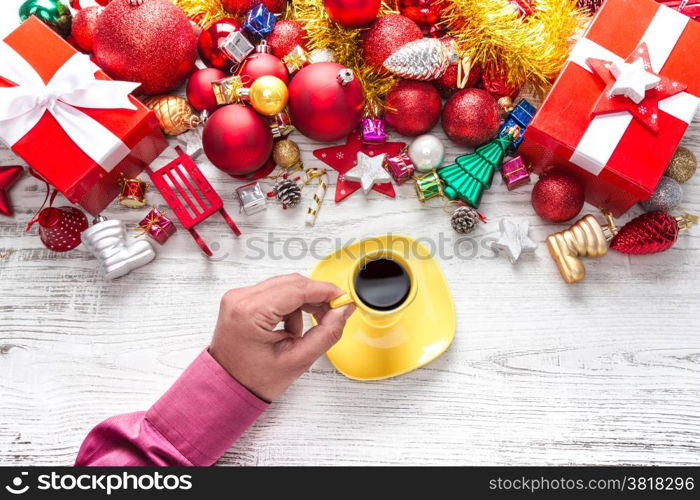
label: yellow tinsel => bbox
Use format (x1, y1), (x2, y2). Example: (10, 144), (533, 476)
(443, 0), (588, 94)
(172, 0), (229, 28)
(291, 0), (399, 117)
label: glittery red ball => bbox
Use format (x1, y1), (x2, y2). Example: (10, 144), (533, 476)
(197, 17), (243, 72)
(187, 68), (227, 113)
(238, 53), (289, 85)
(480, 66), (520, 99)
(93, 0), (197, 95)
(267, 20), (306, 58)
(203, 104), (273, 175)
(441, 88), (500, 147)
(324, 0), (381, 28)
(385, 80), (441, 136)
(362, 14), (423, 69)
(531, 170), (585, 222)
(71, 6), (101, 53)
(222, 0), (260, 15)
(433, 62), (480, 99)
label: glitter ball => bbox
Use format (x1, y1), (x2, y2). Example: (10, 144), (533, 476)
(665, 146), (697, 184)
(640, 176), (683, 212)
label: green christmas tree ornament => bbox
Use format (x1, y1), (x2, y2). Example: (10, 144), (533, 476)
(19, 0), (72, 38)
(438, 126), (520, 208)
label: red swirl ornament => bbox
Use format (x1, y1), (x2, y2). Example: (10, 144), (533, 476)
(610, 211), (681, 254)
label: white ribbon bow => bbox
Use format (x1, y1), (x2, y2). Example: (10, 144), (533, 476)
(0, 42), (140, 171)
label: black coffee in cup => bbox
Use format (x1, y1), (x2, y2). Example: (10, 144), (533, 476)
(354, 257), (411, 311)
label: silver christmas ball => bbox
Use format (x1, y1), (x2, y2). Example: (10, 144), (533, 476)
(408, 134), (445, 173)
(640, 176), (683, 212)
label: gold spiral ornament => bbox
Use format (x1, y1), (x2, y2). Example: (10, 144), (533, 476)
(143, 95), (200, 136)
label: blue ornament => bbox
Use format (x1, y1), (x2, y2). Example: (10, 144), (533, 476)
(244, 4), (276, 39)
(498, 98), (536, 152)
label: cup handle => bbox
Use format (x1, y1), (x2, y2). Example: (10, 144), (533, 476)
(329, 293), (354, 309)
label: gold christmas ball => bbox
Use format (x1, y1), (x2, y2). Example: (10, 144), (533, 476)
(665, 146), (697, 183)
(143, 95), (200, 135)
(248, 76), (289, 116)
(272, 139), (301, 169)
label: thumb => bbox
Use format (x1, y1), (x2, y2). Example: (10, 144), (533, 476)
(295, 304), (355, 364)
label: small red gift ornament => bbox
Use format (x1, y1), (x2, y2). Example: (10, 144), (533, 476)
(521, 0), (700, 216)
(138, 207), (176, 245)
(36, 206), (89, 252)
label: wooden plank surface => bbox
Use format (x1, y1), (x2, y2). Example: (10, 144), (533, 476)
(1, 2), (699, 466)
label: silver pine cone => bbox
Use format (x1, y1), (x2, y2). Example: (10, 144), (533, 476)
(451, 206), (481, 234)
(383, 38), (452, 81)
(274, 178), (302, 208)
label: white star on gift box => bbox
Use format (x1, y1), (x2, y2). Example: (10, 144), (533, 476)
(492, 218), (537, 263)
(343, 152), (390, 194)
(608, 58), (660, 104)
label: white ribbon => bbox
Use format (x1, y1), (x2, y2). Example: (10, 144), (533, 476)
(0, 42), (140, 171)
(568, 4), (700, 176)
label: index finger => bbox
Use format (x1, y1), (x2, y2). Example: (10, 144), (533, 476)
(252, 275), (345, 317)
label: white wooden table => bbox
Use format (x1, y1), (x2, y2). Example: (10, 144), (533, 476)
(1, 2), (699, 466)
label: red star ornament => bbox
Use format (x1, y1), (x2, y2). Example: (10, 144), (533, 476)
(313, 132), (406, 202)
(587, 43), (686, 133)
(0, 166), (23, 216)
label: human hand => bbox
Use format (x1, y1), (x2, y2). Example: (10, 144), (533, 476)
(209, 274), (355, 402)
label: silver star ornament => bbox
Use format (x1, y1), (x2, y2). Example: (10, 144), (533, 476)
(344, 152), (391, 194)
(492, 218), (537, 263)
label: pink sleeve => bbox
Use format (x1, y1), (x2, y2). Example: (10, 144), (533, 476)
(75, 349), (269, 466)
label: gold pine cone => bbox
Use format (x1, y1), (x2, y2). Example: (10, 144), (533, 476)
(144, 95), (200, 136)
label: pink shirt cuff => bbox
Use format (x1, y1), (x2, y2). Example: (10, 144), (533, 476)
(146, 349), (268, 466)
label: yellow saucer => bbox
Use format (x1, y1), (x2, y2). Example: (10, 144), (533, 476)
(310, 234), (456, 381)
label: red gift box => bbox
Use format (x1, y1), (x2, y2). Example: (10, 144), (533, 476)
(520, 0), (700, 216)
(0, 17), (167, 215)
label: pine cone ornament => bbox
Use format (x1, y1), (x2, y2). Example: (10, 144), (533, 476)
(451, 206), (481, 234)
(609, 211), (696, 255)
(383, 38), (452, 81)
(274, 178), (302, 208)
(144, 95), (200, 135)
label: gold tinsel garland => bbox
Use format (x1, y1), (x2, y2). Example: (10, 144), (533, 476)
(443, 0), (588, 94)
(290, 0), (399, 117)
(172, 0), (229, 28)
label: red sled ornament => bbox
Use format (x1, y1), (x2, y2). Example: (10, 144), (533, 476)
(146, 147), (241, 256)
(521, 0), (700, 216)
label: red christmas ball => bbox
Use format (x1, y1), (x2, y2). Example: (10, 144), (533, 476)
(197, 17), (243, 72)
(531, 170), (585, 222)
(398, 0), (446, 31)
(362, 14), (423, 69)
(385, 80), (441, 136)
(267, 20), (306, 58)
(203, 104), (273, 176)
(480, 66), (520, 99)
(263, 0), (288, 13)
(323, 0), (381, 28)
(37, 206), (88, 252)
(238, 53), (289, 86)
(71, 6), (101, 53)
(441, 88), (500, 147)
(222, 0), (260, 15)
(433, 62), (480, 98)
(187, 68), (226, 113)
(288, 62), (365, 142)
(93, 0), (197, 95)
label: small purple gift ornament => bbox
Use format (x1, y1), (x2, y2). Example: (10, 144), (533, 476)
(360, 117), (388, 145)
(500, 156), (531, 191)
(384, 150), (415, 184)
